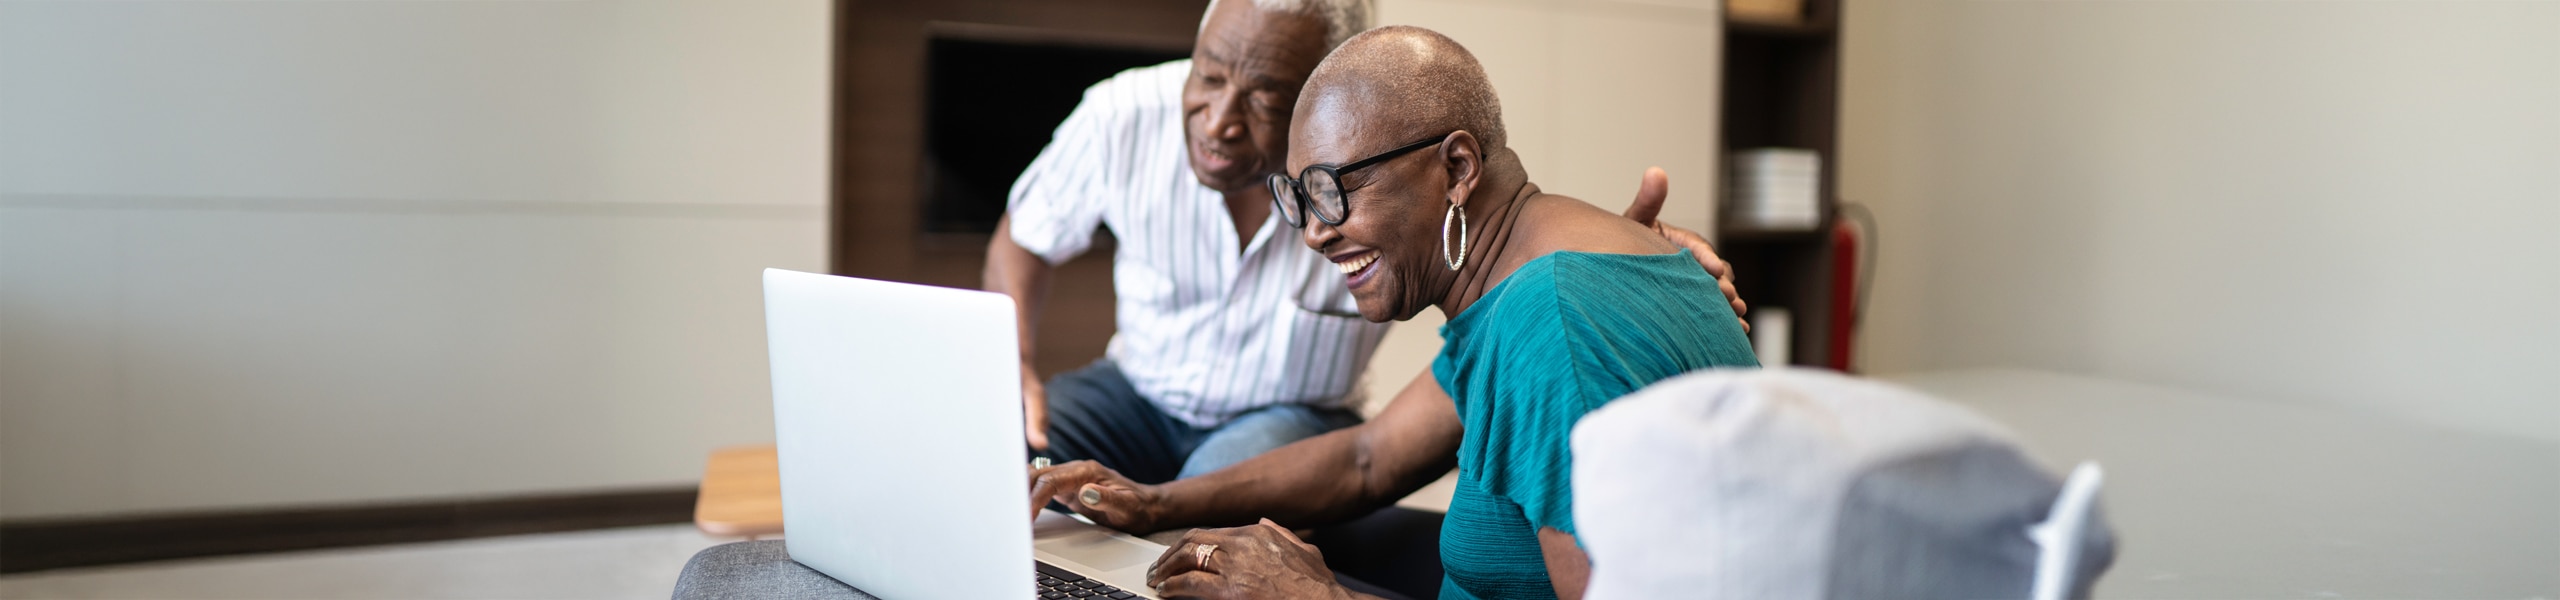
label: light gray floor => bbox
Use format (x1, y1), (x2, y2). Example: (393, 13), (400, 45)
(0, 524), (732, 600)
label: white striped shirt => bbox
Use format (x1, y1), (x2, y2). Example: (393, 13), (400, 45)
(1007, 60), (1390, 428)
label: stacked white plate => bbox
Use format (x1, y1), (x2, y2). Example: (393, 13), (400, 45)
(1728, 148), (1821, 231)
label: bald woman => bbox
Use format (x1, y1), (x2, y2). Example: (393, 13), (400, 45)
(1035, 26), (1758, 600)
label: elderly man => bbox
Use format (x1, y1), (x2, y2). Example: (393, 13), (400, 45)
(997, 0), (1743, 486)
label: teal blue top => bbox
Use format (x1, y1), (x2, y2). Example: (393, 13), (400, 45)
(1431, 250), (1759, 600)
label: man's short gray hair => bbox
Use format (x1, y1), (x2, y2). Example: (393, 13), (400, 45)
(1202, 0), (1376, 51)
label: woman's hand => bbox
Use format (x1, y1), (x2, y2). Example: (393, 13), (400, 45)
(1146, 519), (1361, 600)
(1028, 459), (1166, 533)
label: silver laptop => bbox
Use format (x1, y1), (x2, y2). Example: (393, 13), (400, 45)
(763, 268), (1168, 600)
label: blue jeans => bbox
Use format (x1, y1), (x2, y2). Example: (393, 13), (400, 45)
(1036, 360), (1362, 484)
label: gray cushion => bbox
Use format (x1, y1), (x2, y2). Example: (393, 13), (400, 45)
(672, 541), (875, 600)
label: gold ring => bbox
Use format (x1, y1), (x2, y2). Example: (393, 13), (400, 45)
(1193, 543), (1217, 569)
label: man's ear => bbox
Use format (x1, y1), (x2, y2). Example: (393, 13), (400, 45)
(1442, 130), (1483, 208)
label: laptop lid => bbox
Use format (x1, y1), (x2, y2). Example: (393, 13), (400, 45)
(762, 268), (1030, 600)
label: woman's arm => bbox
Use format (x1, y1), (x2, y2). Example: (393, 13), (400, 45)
(1540, 527), (1593, 600)
(1027, 368), (1463, 532)
(1153, 368), (1463, 528)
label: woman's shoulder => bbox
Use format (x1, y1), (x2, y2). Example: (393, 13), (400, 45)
(1489, 195), (1715, 306)
(1503, 193), (1678, 259)
(1464, 194), (1710, 313)
(1460, 249), (1720, 349)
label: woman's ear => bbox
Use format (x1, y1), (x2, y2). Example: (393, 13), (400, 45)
(1441, 130), (1483, 208)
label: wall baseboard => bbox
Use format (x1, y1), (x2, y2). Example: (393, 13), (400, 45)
(0, 487), (699, 575)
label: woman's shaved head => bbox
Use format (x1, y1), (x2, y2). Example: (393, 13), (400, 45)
(1284, 26), (1521, 324)
(1297, 25), (1506, 155)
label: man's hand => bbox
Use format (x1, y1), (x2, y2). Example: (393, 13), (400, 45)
(1021, 363), (1051, 451)
(1623, 167), (1749, 333)
(1029, 459), (1166, 533)
(1146, 519), (1363, 600)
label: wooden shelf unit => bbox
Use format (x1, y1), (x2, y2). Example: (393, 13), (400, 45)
(1716, 0), (1848, 369)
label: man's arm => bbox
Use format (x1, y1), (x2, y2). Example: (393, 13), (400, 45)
(1029, 367), (1461, 532)
(985, 214), (1059, 450)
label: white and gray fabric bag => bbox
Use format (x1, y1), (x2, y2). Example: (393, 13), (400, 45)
(1573, 368), (2117, 600)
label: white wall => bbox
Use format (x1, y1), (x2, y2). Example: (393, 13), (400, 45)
(1379, 0), (1722, 237)
(0, 0), (831, 519)
(1361, 0), (1723, 404)
(1840, 0), (2560, 441)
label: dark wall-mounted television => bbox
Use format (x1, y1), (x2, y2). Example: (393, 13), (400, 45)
(921, 34), (1190, 234)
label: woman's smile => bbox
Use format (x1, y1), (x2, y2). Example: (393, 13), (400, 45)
(1329, 249), (1381, 289)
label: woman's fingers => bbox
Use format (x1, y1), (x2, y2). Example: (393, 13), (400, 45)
(1043, 465), (1152, 530)
(1152, 530), (1187, 582)
(1027, 465), (1063, 520)
(1063, 482), (1132, 526)
(1073, 481), (1139, 509)
(1148, 527), (1245, 586)
(1149, 523), (1349, 599)
(1028, 461), (1111, 521)
(1151, 570), (1238, 600)
(1148, 529), (1209, 584)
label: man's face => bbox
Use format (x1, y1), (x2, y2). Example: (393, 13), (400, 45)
(1183, 1), (1331, 194)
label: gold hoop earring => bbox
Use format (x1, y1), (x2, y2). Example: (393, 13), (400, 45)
(1442, 201), (1467, 271)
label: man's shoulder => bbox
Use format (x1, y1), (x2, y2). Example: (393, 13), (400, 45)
(1079, 59), (1191, 114)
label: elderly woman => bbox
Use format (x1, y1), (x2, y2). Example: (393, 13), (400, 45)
(1027, 26), (1756, 600)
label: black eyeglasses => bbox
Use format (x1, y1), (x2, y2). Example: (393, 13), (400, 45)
(1268, 133), (1452, 228)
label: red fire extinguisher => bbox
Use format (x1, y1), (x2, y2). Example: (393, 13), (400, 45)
(1825, 204), (1873, 373)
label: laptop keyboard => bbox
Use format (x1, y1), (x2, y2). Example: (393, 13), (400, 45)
(1036, 560), (1138, 599)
